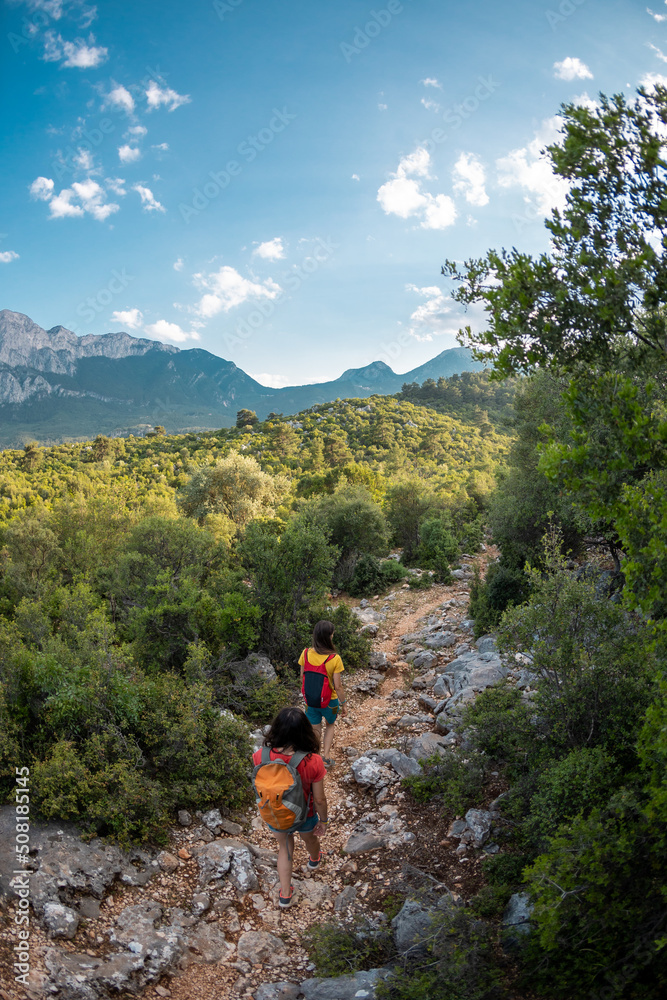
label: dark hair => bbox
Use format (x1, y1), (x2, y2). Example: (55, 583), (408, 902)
(312, 619), (336, 655)
(264, 707), (320, 754)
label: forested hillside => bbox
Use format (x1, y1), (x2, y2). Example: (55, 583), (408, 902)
(0, 391), (507, 845)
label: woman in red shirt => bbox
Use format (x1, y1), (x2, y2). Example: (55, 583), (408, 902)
(252, 707), (329, 908)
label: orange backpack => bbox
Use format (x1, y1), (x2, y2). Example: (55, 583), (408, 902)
(252, 748), (311, 832)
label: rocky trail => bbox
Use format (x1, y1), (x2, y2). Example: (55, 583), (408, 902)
(0, 549), (533, 1000)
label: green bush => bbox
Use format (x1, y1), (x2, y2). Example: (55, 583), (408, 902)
(462, 682), (537, 776)
(216, 591), (262, 658)
(524, 747), (620, 849)
(377, 908), (500, 1000)
(403, 751), (488, 815)
(215, 675), (298, 727)
(347, 553), (385, 597)
(469, 562), (529, 638)
(304, 918), (394, 977)
(416, 516), (458, 583)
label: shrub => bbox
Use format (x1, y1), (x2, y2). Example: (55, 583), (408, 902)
(377, 908), (500, 1000)
(304, 918), (394, 977)
(416, 516), (459, 583)
(469, 562), (529, 638)
(524, 747), (620, 849)
(347, 553), (385, 597)
(215, 675), (298, 727)
(462, 682), (537, 776)
(216, 591), (262, 658)
(403, 751), (488, 815)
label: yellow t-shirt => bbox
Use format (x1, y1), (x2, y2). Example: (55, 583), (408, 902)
(299, 648), (344, 701)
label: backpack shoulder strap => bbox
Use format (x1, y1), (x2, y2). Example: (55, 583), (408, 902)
(289, 750), (308, 769)
(260, 746), (272, 763)
(324, 653), (335, 664)
(303, 648), (310, 668)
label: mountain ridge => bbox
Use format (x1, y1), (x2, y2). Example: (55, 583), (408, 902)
(0, 311), (485, 446)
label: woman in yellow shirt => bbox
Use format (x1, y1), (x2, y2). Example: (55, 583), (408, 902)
(299, 619), (347, 767)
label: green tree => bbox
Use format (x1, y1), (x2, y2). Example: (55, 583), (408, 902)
(236, 408), (259, 428)
(177, 453), (289, 528)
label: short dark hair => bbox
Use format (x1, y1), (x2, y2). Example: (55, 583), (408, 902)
(312, 619), (336, 655)
(264, 707), (320, 754)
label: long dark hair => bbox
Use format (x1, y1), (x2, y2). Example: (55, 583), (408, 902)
(264, 707), (320, 754)
(312, 619), (336, 655)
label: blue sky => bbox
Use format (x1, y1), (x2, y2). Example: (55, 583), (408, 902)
(0, 0), (664, 385)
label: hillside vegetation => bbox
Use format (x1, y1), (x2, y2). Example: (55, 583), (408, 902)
(0, 392), (507, 844)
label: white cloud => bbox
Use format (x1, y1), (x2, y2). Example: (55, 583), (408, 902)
(421, 194), (457, 229)
(378, 103), (388, 111)
(553, 57), (593, 81)
(43, 31), (108, 68)
(107, 84), (135, 113)
(421, 77), (442, 88)
(118, 144), (141, 163)
(126, 125), (147, 138)
(421, 97), (441, 112)
(649, 42), (667, 62)
(496, 117), (569, 216)
(143, 319), (200, 343)
(640, 71), (667, 91)
(377, 147), (457, 230)
(145, 80), (191, 111)
(249, 373), (291, 388)
(152, 142), (169, 151)
(47, 179), (119, 220)
(133, 184), (165, 212)
(351, 173), (360, 181)
(378, 176), (429, 219)
(173, 258), (184, 271)
(193, 265), (281, 317)
(572, 92), (598, 110)
(0, 251), (19, 263)
(29, 176), (55, 201)
(405, 284), (455, 342)
(253, 237), (285, 261)
(110, 308), (143, 329)
(105, 176), (126, 195)
(452, 152), (488, 207)
(647, 7), (667, 23)
(73, 147), (95, 171)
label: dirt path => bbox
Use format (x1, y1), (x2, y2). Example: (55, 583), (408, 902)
(139, 560), (491, 1000)
(0, 554), (495, 1000)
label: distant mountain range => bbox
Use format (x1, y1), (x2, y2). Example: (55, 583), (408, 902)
(0, 310), (485, 446)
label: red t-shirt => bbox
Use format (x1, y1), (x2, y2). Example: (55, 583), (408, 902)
(252, 748), (326, 817)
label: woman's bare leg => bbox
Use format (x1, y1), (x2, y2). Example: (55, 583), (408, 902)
(322, 720), (336, 759)
(272, 830), (295, 896)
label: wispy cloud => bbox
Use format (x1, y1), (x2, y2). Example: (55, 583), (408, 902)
(405, 284), (454, 342)
(249, 372), (291, 387)
(133, 184), (165, 212)
(145, 80), (191, 111)
(0, 251), (20, 263)
(647, 6), (667, 23)
(42, 31), (108, 68)
(421, 77), (442, 88)
(173, 258), (184, 271)
(107, 84), (135, 113)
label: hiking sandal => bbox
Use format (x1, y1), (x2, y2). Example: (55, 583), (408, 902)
(278, 885), (295, 909)
(307, 851), (323, 871)
(322, 757), (335, 768)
